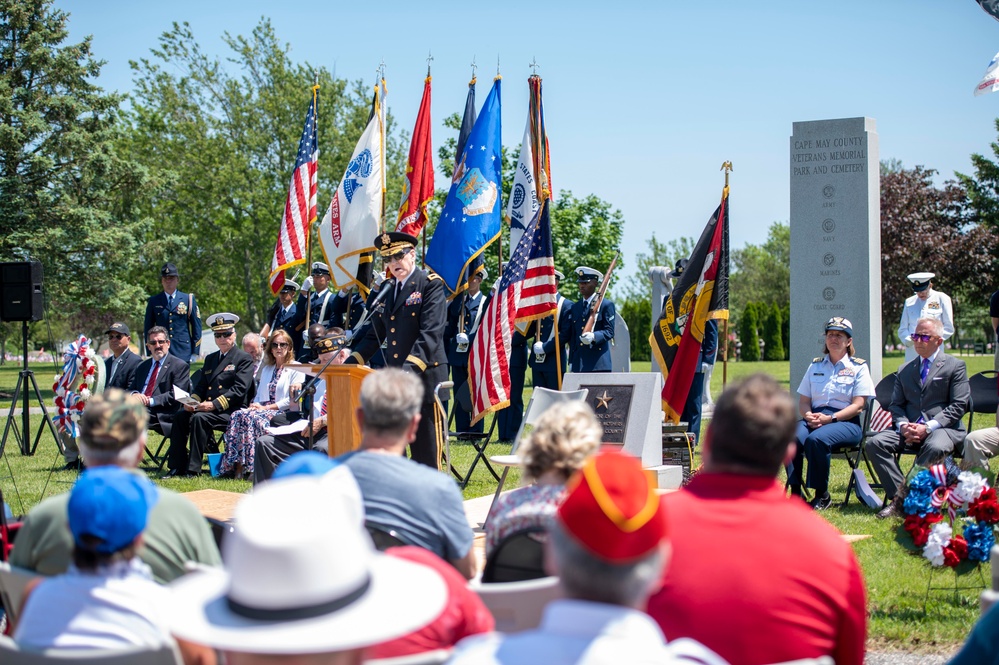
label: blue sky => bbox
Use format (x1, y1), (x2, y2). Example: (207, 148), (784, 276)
(56, 0), (999, 283)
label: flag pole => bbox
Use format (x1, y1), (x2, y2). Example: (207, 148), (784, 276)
(305, 75), (320, 328)
(720, 161), (732, 388)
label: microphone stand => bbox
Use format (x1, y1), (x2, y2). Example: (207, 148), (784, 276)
(294, 344), (344, 451)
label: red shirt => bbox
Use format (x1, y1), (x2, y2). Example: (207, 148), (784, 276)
(366, 546), (494, 659)
(646, 473), (867, 665)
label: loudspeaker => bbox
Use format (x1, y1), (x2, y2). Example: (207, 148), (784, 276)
(0, 261), (44, 322)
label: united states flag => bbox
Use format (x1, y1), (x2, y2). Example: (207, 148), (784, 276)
(269, 88), (319, 294)
(469, 202), (557, 423)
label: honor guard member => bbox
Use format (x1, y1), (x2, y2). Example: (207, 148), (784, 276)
(297, 261), (337, 351)
(345, 232), (448, 469)
(260, 279), (306, 359)
(445, 265), (489, 433)
(333, 285), (369, 336)
(568, 266), (616, 373)
(530, 270), (573, 390)
(144, 262), (202, 362)
(165, 313), (254, 477)
(897, 271), (954, 363)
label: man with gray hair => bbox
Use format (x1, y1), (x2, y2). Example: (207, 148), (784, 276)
(340, 368), (476, 579)
(10, 389), (220, 583)
(242, 331), (263, 376)
(867, 316), (970, 519)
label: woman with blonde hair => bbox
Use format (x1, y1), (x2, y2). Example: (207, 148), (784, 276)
(485, 400), (602, 556)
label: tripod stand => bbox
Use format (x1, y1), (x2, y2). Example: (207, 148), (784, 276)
(0, 320), (62, 457)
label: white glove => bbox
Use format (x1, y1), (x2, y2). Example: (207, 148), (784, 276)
(301, 276), (314, 292)
(581, 332), (595, 346)
(455, 332), (469, 345)
(344, 329), (354, 344)
(701, 363), (710, 374)
(533, 342), (545, 356)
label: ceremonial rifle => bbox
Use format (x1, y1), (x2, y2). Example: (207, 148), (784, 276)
(582, 253), (619, 334)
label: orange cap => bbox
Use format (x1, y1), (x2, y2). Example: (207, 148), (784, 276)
(557, 449), (668, 562)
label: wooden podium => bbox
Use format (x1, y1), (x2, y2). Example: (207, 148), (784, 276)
(287, 363), (373, 457)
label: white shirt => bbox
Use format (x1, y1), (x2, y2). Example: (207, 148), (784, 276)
(796, 354), (875, 411)
(448, 599), (727, 665)
(897, 288), (954, 362)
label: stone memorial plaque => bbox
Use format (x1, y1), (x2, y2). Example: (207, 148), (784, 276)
(580, 384), (634, 444)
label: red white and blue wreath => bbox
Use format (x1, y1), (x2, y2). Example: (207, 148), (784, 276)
(52, 335), (105, 438)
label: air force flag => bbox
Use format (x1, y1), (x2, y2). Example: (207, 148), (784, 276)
(426, 78), (502, 295)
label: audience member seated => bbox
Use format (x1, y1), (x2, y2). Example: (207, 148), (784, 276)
(217, 330), (304, 479)
(449, 449), (725, 665)
(788, 316), (875, 509)
(10, 390), (220, 583)
(130, 326), (191, 438)
(14, 466), (173, 650)
(253, 334), (348, 484)
(646, 373), (867, 665)
(367, 546), (495, 660)
(948, 603), (999, 665)
(167, 471), (448, 665)
(962, 411), (999, 471)
(166, 313), (255, 477)
(340, 368), (477, 579)
(485, 400), (601, 557)
(241, 332), (263, 377)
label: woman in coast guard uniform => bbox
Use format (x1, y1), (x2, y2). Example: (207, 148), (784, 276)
(788, 316), (875, 510)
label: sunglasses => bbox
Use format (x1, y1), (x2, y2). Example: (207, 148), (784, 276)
(912, 333), (937, 343)
(148, 340), (168, 346)
(271, 342), (290, 349)
(384, 249), (411, 264)
(214, 332), (234, 339)
(107, 333), (125, 340)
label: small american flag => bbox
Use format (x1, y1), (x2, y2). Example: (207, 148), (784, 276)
(469, 202), (557, 423)
(269, 87), (319, 294)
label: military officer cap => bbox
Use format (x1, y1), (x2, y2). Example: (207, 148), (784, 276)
(825, 316), (853, 338)
(554, 270), (565, 282)
(669, 258), (689, 279)
(311, 262), (331, 276)
(374, 231), (418, 260)
(160, 262), (180, 278)
(105, 322), (130, 337)
(207, 312), (239, 333)
(280, 279), (300, 293)
(907, 272), (934, 292)
(575, 266), (602, 283)
(472, 265), (488, 280)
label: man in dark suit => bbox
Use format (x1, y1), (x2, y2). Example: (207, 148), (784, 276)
(867, 317), (970, 519)
(143, 262), (202, 362)
(165, 313), (254, 477)
(261, 279), (306, 359)
(445, 265), (488, 433)
(530, 270), (573, 390)
(104, 323), (144, 391)
(568, 266), (616, 373)
(346, 232), (448, 469)
(130, 326), (191, 437)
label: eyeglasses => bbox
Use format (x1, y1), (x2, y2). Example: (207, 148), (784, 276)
(272, 342), (290, 349)
(108, 334), (124, 340)
(214, 332), (233, 339)
(148, 340), (168, 346)
(384, 249), (411, 264)
(912, 333), (937, 343)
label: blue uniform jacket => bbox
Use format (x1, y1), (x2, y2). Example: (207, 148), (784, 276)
(568, 297), (615, 373)
(445, 292), (489, 368)
(144, 291), (202, 361)
(529, 296), (573, 375)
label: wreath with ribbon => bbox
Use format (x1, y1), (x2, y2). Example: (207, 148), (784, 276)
(901, 464), (998, 569)
(52, 335), (106, 438)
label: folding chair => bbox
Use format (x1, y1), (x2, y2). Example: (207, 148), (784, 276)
(967, 370), (998, 433)
(485, 387), (589, 527)
(849, 372), (898, 506)
(0, 562), (39, 629)
(365, 522), (410, 551)
(471, 575), (563, 633)
(142, 428), (169, 471)
(482, 527), (548, 584)
(433, 382), (499, 488)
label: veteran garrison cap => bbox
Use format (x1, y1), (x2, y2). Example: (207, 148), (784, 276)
(313, 334), (345, 355)
(280, 279), (300, 293)
(669, 258), (689, 279)
(311, 261), (331, 276)
(79, 388), (148, 451)
(575, 266), (602, 283)
(907, 272), (935, 293)
(105, 322), (130, 337)
(160, 262), (180, 278)
(207, 312), (239, 333)
(557, 449), (668, 562)
(374, 231), (418, 258)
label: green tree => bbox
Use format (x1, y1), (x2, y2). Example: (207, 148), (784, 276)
(0, 0), (151, 341)
(550, 191), (625, 302)
(729, 222), (789, 328)
(763, 303), (784, 361)
(621, 234), (695, 302)
(740, 304), (760, 361)
(619, 295), (651, 361)
(126, 19), (405, 330)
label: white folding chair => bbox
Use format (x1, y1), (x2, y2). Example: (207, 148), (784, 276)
(471, 575), (563, 633)
(484, 387), (589, 528)
(0, 636), (183, 664)
(0, 561), (39, 628)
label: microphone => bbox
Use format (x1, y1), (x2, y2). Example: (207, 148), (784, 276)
(368, 278), (396, 308)
(347, 279), (395, 346)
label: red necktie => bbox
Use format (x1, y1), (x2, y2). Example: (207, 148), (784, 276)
(144, 361), (160, 397)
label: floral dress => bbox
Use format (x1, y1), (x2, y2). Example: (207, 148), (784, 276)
(218, 365), (301, 477)
(484, 483), (566, 557)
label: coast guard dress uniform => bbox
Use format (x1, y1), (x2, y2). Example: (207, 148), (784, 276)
(897, 271), (954, 363)
(568, 266), (615, 373)
(266, 279), (306, 359)
(144, 262), (202, 362)
(445, 267), (489, 433)
(529, 271), (573, 390)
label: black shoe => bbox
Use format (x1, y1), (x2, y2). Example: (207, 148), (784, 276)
(161, 469), (186, 479)
(62, 460), (81, 471)
(809, 492), (832, 511)
(876, 498), (903, 520)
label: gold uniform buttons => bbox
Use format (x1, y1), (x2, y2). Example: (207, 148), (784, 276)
(390, 328), (395, 333)
(393, 353), (399, 359)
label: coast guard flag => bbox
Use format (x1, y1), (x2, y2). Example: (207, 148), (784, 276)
(507, 75), (551, 250)
(318, 90), (383, 293)
(975, 50), (999, 96)
(469, 200), (557, 423)
(651, 188), (730, 423)
(269, 88), (318, 294)
(396, 76), (434, 237)
(426, 78), (502, 295)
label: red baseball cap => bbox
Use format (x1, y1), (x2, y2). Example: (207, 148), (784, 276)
(557, 449), (668, 562)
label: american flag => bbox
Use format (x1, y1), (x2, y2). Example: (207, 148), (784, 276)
(269, 88), (319, 294)
(469, 202), (557, 423)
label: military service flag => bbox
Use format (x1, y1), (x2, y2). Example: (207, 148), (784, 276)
(651, 188), (730, 423)
(507, 75), (551, 251)
(396, 76), (434, 237)
(269, 86), (319, 295)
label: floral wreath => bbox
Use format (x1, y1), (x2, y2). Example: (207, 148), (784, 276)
(901, 464), (998, 569)
(52, 335), (105, 438)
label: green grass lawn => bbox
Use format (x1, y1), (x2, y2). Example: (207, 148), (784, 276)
(1, 355), (996, 653)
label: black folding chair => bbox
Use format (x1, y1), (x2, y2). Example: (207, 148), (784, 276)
(967, 370), (998, 433)
(847, 372), (898, 507)
(437, 381), (499, 488)
(482, 527), (548, 584)
(365, 522), (409, 551)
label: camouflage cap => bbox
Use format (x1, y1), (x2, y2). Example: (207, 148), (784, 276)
(79, 388), (148, 450)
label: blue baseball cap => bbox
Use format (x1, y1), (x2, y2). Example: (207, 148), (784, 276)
(273, 451), (342, 480)
(68, 467), (159, 553)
